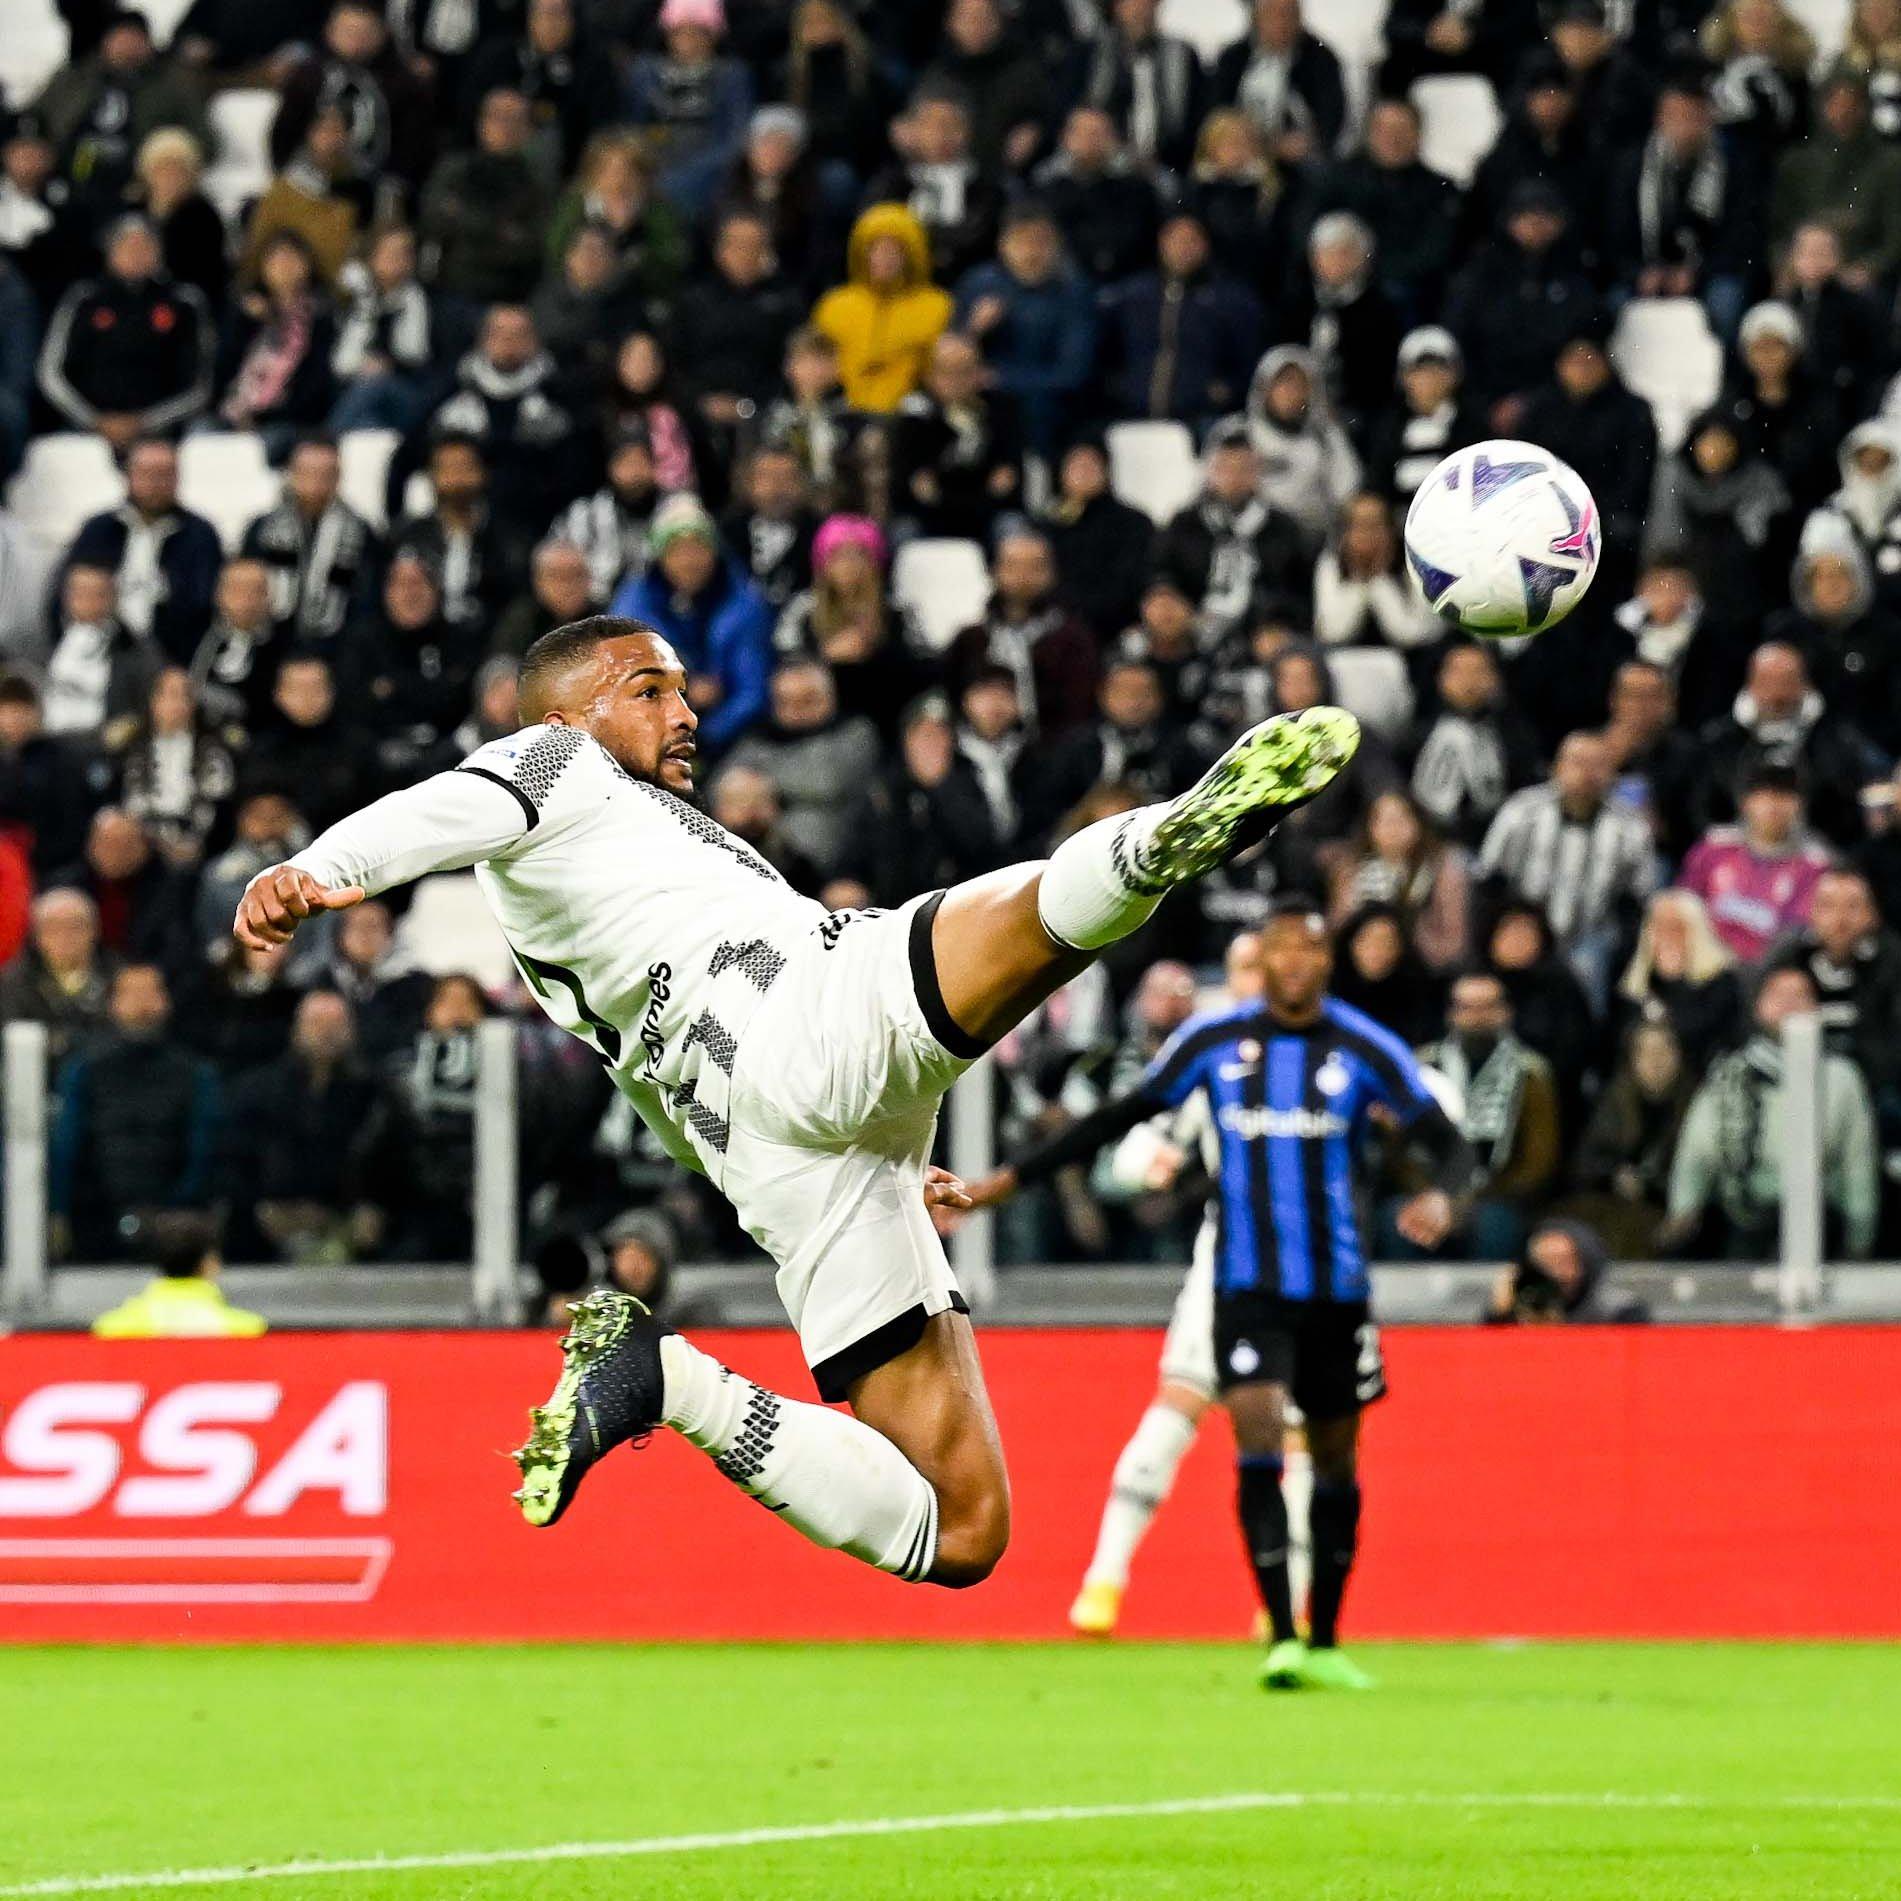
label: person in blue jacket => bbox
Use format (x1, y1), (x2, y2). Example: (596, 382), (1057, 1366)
(610, 494), (772, 752)
(953, 202), (1098, 458)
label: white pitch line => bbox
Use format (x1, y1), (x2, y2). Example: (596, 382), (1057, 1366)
(7, 1790), (1901, 1898)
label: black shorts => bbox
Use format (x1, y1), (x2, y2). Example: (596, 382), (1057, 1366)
(1212, 1291), (1388, 1419)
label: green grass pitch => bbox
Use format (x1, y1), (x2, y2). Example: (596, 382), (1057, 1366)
(6, 1643), (1900, 1899)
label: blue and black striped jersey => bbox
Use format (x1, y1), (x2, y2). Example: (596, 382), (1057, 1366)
(1137, 997), (1440, 1301)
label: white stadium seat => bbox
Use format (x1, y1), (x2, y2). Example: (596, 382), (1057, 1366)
(5, 434), (122, 558)
(1304, 0), (1386, 69)
(0, 0), (66, 108)
(1108, 420), (1202, 525)
(1158, 0), (1247, 63)
(203, 89), (278, 220)
(1783, 0), (1851, 58)
(179, 431), (278, 551)
(1609, 298), (1723, 454)
(891, 538), (991, 652)
(132, 0), (195, 45)
(1326, 645), (1415, 741)
(339, 429), (400, 531)
(395, 873), (516, 991)
(1413, 74), (1502, 188)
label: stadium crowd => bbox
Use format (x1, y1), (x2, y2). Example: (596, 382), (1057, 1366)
(3, 0), (1901, 1287)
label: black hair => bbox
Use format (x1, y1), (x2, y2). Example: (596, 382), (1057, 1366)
(518, 614), (661, 721)
(148, 1212), (219, 1279)
(1263, 892), (1327, 927)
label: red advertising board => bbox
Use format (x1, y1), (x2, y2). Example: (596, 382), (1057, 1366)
(1, 1326), (1898, 1642)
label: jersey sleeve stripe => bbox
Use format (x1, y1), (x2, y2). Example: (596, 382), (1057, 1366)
(456, 765), (539, 832)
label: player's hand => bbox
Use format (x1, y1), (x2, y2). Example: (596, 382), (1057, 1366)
(924, 1165), (973, 1237)
(961, 1166), (1019, 1211)
(234, 864), (366, 950)
(1395, 1189), (1455, 1251)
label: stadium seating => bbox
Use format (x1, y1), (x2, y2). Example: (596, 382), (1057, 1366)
(1326, 645), (1416, 741)
(1413, 75), (1504, 188)
(5, 434), (121, 557)
(1609, 298), (1724, 453)
(1108, 421), (1202, 525)
(892, 538), (991, 652)
(394, 872), (517, 990)
(0, 0), (65, 109)
(339, 430), (401, 532)
(179, 432), (278, 551)
(1157, 0), (1247, 63)
(203, 89), (278, 221)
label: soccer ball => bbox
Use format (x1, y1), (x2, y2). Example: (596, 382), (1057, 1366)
(1402, 440), (1600, 637)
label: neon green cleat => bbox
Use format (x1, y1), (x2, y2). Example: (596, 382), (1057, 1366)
(1137, 708), (1362, 893)
(1261, 1638), (1308, 1690)
(1302, 1647), (1377, 1691)
(1068, 1579), (1124, 1638)
(510, 1291), (668, 1529)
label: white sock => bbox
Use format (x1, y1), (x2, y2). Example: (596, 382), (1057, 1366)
(1036, 805), (1168, 950)
(659, 1334), (939, 1582)
(1084, 1403), (1199, 1589)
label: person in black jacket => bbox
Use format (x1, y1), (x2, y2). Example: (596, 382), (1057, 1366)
(239, 434), (379, 645)
(917, 0), (1047, 172)
(863, 88), (1006, 288)
(1074, 0), (1207, 174)
(1549, 0), (1658, 163)
(49, 961), (221, 1261)
(37, 214), (213, 449)
(458, 0), (622, 177)
(1365, 325), (1483, 507)
(1031, 107), (1161, 289)
(64, 436), (222, 664)
(239, 651), (370, 831)
(848, 696), (1002, 904)
(1310, 96), (1462, 319)
(1154, 422), (1309, 638)
(1444, 181), (1601, 427)
(1210, 0), (1348, 166)
(1461, 49), (1596, 254)
(1019, 655), (1207, 848)
(891, 330), (1022, 542)
(0, 672), (108, 880)
(353, 550), (482, 788)
(269, 0), (433, 203)
(1767, 529), (1901, 756)
(1295, 212), (1403, 448)
(1041, 432), (1155, 642)
(669, 210), (804, 444)
(1599, 70), (1755, 340)
(223, 987), (398, 1261)
(1380, 0), (1536, 94)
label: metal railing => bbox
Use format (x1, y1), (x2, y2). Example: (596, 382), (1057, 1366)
(0, 1011), (1872, 1328)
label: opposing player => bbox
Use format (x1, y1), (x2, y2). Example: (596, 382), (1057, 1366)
(965, 898), (1476, 1679)
(233, 618), (1360, 1591)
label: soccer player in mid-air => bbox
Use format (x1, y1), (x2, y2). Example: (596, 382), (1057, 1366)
(233, 618), (1362, 1592)
(965, 898), (1476, 1682)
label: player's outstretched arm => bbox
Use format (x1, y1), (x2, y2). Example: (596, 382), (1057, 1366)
(964, 1084), (1171, 1209)
(231, 770), (533, 950)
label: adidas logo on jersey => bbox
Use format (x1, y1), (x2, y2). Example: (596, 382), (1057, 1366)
(1218, 1104), (1349, 1142)
(639, 962), (673, 1076)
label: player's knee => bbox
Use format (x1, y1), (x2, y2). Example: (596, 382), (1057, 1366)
(928, 1480), (1012, 1588)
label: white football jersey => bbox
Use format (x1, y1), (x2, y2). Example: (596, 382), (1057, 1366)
(291, 724), (825, 1174)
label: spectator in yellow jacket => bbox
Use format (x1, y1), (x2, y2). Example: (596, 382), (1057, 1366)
(811, 203), (952, 412)
(92, 1218), (266, 1338)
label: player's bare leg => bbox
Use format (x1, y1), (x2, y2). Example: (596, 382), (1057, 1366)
(1070, 1380), (1209, 1636)
(929, 710), (1361, 1046)
(1228, 1379), (1307, 1687)
(1300, 1410), (1374, 1689)
(845, 1312), (1010, 1587)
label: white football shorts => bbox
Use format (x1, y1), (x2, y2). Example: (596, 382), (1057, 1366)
(1157, 1214), (1219, 1400)
(722, 891), (982, 1399)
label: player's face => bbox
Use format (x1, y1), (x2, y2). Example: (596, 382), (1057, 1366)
(567, 633), (699, 794)
(1258, 915), (1331, 1019)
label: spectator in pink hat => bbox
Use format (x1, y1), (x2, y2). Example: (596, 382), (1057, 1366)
(775, 513), (934, 740)
(628, 0), (755, 216)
